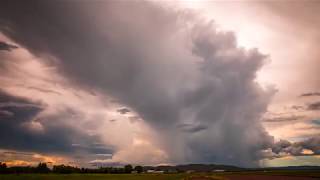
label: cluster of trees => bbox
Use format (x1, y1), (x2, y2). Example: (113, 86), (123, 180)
(0, 162), (50, 174)
(0, 162), (143, 174)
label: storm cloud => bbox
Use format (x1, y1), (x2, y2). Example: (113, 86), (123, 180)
(272, 136), (320, 157)
(0, 89), (112, 156)
(0, 0), (276, 166)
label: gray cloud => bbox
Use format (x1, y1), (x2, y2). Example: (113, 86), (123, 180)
(307, 101), (320, 111)
(0, 110), (14, 117)
(271, 139), (291, 155)
(0, 41), (18, 51)
(177, 123), (208, 133)
(117, 108), (131, 115)
(0, 89), (112, 156)
(272, 136), (320, 156)
(311, 119), (320, 126)
(0, 0), (276, 166)
(300, 136), (320, 154)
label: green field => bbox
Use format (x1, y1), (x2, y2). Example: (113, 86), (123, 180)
(0, 174), (189, 180)
(1, 171), (320, 180)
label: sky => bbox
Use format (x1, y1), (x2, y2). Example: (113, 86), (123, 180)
(0, 0), (319, 168)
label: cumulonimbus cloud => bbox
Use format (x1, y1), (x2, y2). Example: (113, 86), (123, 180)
(0, 0), (278, 166)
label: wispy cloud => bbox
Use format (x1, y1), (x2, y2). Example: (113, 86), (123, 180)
(263, 115), (305, 123)
(307, 101), (320, 111)
(300, 92), (320, 97)
(117, 108), (131, 115)
(0, 41), (18, 51)
(177, 123), (208, 133)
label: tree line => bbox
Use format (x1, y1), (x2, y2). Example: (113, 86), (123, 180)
(0, 162), (143, 174)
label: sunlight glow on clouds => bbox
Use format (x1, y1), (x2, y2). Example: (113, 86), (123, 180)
(0, 34), (165, 166)
(0, 0), (319, 167)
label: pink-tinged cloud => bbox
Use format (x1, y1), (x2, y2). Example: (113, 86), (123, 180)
(0, 0), (319, 167)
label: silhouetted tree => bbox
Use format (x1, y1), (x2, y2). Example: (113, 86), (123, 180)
(134, 165), (143, 173)
(36, 162), (50, 173)
(124, 164), (133, 173)
(0, 162), (7, 173)
(53, 164), (81, 174)
(9, 166), (35, 174)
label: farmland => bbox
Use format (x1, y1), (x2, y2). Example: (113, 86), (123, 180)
(0, 174), (188, 180)
(0, 171), (320, 180)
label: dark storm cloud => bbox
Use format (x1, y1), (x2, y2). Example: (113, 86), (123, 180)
(272, 136), (320, 156)
(177, 124), (208, 133)
(311, 119), (320, 126)
(0, 41), (18, 51)
(0, 0), (275, 166)
(0, 89), (112, 155)
(307, 101), (320, 110)
(300, 136), (320, 154)
(0, 110), (14, 117)
(70, 143), (112, 155)
(0, 89), (44, 113)
(271, 139), (291, 154)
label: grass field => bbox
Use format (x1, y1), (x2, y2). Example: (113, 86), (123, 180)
(213, 170), (320, 178)
(0, 174), (188, 180)
(0, 171), (319, 180)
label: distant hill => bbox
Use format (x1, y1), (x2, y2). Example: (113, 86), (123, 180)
(175, 164), (242, 172)
(142, 164), (320, 173)
(143, 164), (242, 172)
(260, 166), (320, 171)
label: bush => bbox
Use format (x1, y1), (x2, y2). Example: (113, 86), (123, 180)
(124, 164), (133, 173)
(134, 165), (143, 173)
